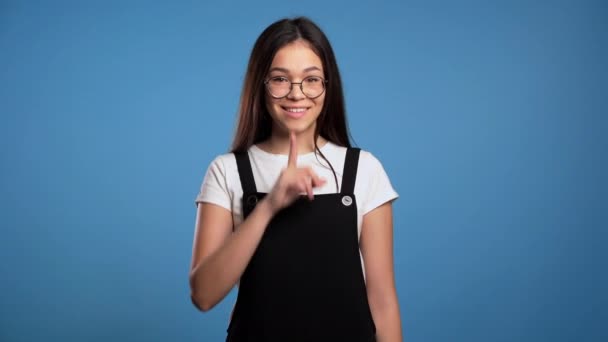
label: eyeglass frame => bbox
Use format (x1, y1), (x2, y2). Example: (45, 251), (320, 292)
(263, 76), (329, 99)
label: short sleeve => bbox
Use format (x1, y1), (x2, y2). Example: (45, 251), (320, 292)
(358, 152), (399, 215)
(195, 156), (232, 211)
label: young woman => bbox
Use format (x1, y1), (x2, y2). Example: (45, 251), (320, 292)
(189, 17), (402, 341)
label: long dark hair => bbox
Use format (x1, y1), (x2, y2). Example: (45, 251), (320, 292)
(231, 16), (351, 150)
(230, 17), (352, 190)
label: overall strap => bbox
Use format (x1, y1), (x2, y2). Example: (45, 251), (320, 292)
(234, 151), (257, 194)
(341, 148), (361, 194)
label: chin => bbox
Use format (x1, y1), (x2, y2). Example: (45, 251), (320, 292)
(274, 121), (315, 136)
(288, 121), (317, 133)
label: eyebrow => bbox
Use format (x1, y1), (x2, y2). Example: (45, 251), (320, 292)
(268, 66), (323, 74)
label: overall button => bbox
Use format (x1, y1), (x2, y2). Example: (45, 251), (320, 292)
(341, 195), (352, 206)
(247, 195), (258, 206)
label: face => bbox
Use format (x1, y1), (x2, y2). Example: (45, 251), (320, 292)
(265, 40), (326, 138)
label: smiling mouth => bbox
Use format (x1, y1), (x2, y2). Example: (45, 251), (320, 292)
(282, 106), (309, 118)
(282, 107), (308, 113)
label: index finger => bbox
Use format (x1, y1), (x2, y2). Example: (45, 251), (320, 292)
(288, 131), (297, 168)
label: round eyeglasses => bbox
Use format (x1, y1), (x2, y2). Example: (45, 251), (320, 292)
(264, 76), (328, 99)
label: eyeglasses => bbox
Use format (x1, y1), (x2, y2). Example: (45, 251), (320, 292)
(264, 76), (328, 99)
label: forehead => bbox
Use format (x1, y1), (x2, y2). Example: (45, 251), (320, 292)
(270, 40), (323, 73)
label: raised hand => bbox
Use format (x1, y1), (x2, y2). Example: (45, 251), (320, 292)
(265, 132), (326, 214)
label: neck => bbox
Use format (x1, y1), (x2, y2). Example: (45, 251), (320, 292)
(261, 131), (327, 155)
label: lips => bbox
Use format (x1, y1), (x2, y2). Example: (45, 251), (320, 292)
(282, 106), (309, 119)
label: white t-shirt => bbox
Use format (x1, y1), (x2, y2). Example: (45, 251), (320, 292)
(195, 141), (398, 239)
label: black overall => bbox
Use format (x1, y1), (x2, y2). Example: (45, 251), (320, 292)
(227, 148), (376, 341)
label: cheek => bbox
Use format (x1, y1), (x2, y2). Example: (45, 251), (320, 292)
(264, 97), (278, 116)
(314, 96), (326, 112)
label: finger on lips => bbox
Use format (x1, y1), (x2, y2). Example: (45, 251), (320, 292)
(287, 131), (326, 199)
(288, 132), (297, 168)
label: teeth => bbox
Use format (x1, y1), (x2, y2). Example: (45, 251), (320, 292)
(285, 108), (306, 113)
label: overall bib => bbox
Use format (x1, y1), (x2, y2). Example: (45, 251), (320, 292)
(227, 148), (376, 341)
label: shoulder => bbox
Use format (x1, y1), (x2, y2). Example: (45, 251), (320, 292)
(352, 147), (398, 213)
(207, 152), (237, 172)
(357, 148), (388, 176)
(202, 152), (240, 189)
(319, 143), (389, 177)
(196, 152), (239, 209)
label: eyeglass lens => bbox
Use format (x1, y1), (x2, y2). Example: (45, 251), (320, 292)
(266, 76), (325, 98)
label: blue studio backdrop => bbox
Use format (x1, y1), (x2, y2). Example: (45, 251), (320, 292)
(1, 0), (606, 341)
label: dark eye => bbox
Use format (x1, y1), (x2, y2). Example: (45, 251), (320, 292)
(304, 76), (323, 83)
(270, 76), (289, 84)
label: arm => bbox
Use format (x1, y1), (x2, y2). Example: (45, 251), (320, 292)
(189, 199), (275, 311)
(360, 201), (403, 341)
(189, 133), (325, 311)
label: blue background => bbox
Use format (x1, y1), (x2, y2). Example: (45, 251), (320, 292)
(1, 0), (606, 341)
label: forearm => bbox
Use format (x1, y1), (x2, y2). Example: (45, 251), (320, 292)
(371, 294), (403, 342)
(190, 199), (275, 311)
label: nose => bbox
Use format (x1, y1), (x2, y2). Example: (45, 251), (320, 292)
(287, 82), (306, 100)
